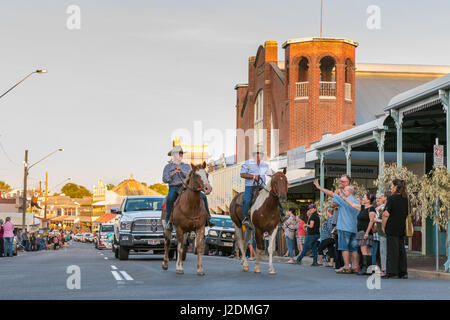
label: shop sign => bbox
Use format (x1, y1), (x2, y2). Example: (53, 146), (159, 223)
(315, 164), (378, 179)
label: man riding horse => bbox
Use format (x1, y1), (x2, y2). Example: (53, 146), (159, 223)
(241, 149), (285, 228)
(162, 145), (213, 230)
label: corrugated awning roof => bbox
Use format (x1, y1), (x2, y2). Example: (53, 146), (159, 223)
(386, 73), (450, 111)
(94, 213), (117, 223)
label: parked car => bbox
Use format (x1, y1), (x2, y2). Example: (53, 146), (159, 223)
(196, 214), (235, 256)
(112, 195), (184, 261)
(96, 223), (115, 250)
(82, 233), (94, 243)
(73, 233), (82, 242)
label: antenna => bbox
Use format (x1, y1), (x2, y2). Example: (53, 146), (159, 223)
(320, 0), (323, 37)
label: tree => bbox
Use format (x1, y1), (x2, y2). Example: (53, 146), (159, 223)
(0, 180), (11, 191)
(106, 184), (116, 190)
(61, 183), (92, 198)
(149, 183), (168, 195)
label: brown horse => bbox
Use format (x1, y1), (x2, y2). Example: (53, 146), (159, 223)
(161, 162), (212, 276)
(230, 169), (288, 274)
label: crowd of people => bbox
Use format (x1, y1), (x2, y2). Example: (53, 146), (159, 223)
(0, 216), (73, 257)
(281, 174), (410, 279)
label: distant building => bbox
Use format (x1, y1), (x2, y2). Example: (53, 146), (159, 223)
(173, 136), (209, 166)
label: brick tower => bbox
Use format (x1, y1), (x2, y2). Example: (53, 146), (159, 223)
(283, 38), (358, 149)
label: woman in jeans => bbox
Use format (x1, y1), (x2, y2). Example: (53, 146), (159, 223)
(283, 208), (297, 264)
(382, 179), (409, 279)
(339, 193), (377, 275)
(296, 213), (306, 254)
(318, 208), (336, 267)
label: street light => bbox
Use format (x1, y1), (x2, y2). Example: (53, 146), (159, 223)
(22, 148), (63, 232)
(0, 69), (48, 100)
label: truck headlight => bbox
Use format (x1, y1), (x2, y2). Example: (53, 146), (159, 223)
(209, 230), (218, 237)
(120, 221), (132, 230)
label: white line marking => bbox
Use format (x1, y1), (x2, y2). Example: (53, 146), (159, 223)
(111, 265), (118, 270)
(120, 271), (133, 281)
(104, 257), (108, 260)
(111, 271), (123, 281)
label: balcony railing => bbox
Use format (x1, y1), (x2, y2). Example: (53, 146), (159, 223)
(345, 82), (352, 100)
(295, 81), (308, 98)
(319, 81), (336, 97)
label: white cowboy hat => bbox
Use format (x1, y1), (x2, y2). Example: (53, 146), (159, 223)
(167, 145), (184, 156)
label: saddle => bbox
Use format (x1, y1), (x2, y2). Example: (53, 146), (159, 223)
(236, 186), (262, 208)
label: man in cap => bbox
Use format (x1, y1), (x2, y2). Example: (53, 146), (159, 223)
(162, 145), (213, 230)
(240, 149), (285, 228)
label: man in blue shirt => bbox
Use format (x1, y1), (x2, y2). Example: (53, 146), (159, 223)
(240, 150), (285, 227)
(162, 145), (212, 230)
(314, 175), (360, 273)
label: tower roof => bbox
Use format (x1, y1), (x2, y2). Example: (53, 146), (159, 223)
(282, 37), (359, 48)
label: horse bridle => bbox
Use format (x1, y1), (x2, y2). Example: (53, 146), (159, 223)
(254, 174), (287, 199)
(177, 172), (204, 193)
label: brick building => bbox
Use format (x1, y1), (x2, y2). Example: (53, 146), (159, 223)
(236, 37), (358, 161)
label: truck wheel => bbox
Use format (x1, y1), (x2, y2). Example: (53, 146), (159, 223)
(119, 246), (129, 260)
(169, 250), (175, 260)
(203, 243), (209, 256)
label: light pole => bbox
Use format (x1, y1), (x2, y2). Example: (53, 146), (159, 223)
(22, 148), (63, 232)
(0, 69), (47, 100)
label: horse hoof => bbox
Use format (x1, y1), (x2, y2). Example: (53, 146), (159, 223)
(269, 270), (276, 275)
(176, 270), (184, 274)
(254, 268), (261, 274)
(242, 266), (249, 272)
(197, 271), (205, 276)
(162, 263), (168, 270)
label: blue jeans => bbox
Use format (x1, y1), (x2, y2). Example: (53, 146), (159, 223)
(296, 234), (320, 264)
(165, 185), (209, 222)
(4, 237), (13, 257)
(286, 235), (296, 258)
(242, 186), (284, 219)
(370, 240), (379, 266)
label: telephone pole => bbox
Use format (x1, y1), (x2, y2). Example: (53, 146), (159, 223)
(22, 150), (28, 232)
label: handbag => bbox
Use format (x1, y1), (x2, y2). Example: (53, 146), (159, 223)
(405, 200), (414, 237)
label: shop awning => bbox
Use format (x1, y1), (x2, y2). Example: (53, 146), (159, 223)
(94, 213), (117, 223)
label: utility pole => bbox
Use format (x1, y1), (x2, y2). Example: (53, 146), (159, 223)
(22, 149), (28, 232)
(44, 171), (48, 220)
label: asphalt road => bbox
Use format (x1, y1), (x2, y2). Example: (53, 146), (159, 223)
(1, 241), (449, 300)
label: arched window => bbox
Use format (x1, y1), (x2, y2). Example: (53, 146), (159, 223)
(296, 57), (309, 98)
(345, 59), (353, 101)
(254, 90), (264, 149)
(319, 56), (336, 97)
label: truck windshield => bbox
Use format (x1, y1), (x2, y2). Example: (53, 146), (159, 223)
(210, 217), (234, 228)
(124, 198), (164, 212)
(101, 225), (114, 232)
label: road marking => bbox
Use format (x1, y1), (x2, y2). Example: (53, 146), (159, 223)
(120, 271), (133, 281)
(111, 265), (118, 270)
(104, 257), (108, 260)
(111, 271), (123, 281)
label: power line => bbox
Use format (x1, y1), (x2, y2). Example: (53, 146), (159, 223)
(0, 139), (20, 166)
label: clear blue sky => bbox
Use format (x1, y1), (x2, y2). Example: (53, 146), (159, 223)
(0, 0), (449, 191)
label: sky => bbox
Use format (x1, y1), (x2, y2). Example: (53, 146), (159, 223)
(0, 0), (449, 192)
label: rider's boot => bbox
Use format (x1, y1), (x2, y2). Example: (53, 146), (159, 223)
(242, 216), (250, 228)
(166, 220), (173, 230)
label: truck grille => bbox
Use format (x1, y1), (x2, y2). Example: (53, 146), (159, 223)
(221, 231), (234, 239)
(132, 219), (163, 233)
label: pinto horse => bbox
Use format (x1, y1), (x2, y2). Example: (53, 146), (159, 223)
(230, 169), (288, 274)
(161, 162), (212, 276)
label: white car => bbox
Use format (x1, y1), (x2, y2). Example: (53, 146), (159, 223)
(82, 233), (93, 243)
(73, 233), (83, 242)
